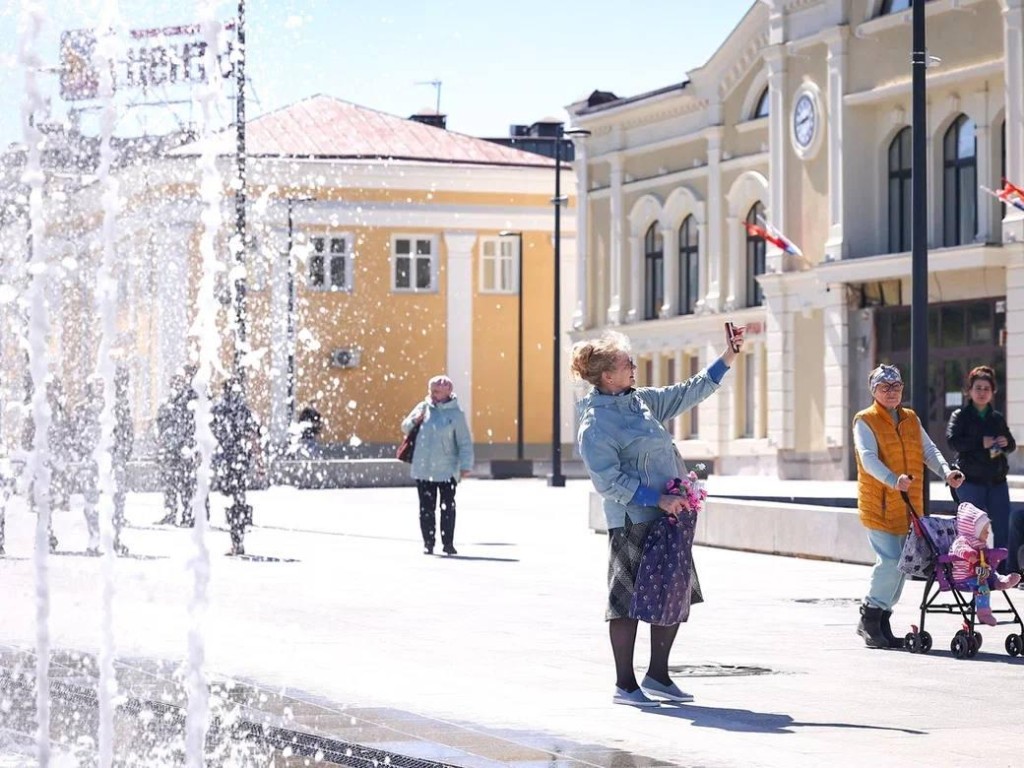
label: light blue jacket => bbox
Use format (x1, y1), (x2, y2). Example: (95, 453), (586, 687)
(577, 371), (721, 529)
(401, 396), (474, 482)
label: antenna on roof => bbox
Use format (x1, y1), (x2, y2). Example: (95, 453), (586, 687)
(415, 79), (442, 115)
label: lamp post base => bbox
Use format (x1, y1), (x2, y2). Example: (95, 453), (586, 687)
(547, 473), (566, 488)
(490, 459), (535, 479)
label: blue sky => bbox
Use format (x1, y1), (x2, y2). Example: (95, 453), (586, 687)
(0, 0), (755, 146)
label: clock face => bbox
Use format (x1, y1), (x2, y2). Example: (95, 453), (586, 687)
(793, 93), (816, 149)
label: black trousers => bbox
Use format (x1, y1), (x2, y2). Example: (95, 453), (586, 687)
(416, 479), (457, 549)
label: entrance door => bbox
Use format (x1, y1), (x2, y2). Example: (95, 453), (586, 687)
(874, 299), (1005, 459)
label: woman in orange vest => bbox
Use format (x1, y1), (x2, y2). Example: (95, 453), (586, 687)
(852, 364), (964, 649)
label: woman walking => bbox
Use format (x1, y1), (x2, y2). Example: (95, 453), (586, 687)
(401, 375), (473, 556)
(572, 326), (743, 707)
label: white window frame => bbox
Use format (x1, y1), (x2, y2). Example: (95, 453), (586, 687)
(479, 236), (519, 294)
(391, 234), (439, 293)
(307, 233), (354, 292)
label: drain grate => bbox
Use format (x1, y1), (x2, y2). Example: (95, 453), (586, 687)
(651, 664), (778, 678)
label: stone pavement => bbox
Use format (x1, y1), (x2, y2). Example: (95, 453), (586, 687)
(0, 478), (1023, 767)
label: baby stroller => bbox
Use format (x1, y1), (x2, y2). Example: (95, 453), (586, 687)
(899, 494), (1024, 659)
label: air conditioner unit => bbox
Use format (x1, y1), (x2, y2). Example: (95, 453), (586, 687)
(330, 348), (361, 369)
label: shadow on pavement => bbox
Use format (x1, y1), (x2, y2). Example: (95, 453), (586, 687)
(430, 554), (519, 563)
(642, 704), (926, 735)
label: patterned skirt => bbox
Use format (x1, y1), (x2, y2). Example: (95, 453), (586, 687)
(606, 518), (703, 621)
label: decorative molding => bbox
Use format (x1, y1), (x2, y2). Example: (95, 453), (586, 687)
(719, 31), (772, 101)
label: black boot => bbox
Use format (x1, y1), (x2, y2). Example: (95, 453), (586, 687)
(879, 610), (904, 649)
(857, 604), (888, 649)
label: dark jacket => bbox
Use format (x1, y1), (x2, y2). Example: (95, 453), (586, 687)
(946, 404), (1016, 485)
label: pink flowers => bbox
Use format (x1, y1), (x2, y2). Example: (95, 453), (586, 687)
(665, 471), (708, 517)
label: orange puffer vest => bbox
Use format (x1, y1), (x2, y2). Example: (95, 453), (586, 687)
(853, 400), (925, 534)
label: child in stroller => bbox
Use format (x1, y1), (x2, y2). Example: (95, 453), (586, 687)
(949, 503), (1021, 625)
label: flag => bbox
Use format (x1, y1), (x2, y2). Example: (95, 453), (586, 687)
(742, 217), (804, 258)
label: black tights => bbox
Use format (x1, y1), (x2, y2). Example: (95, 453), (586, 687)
(609, 618), (679, 691)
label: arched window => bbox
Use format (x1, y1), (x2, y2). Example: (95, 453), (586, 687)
(678, 216), (699, 315)
(943, 114), (977, 247)
(643, 224), (664, 320)
(753, 87), (769, 119)
(888, 127), (912, 253)
(745, 203), (766, 307)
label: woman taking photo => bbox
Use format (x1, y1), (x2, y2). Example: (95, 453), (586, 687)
(572, 325), (743, 707)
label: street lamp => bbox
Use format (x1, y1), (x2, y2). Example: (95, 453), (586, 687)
(910, 0), (929, 507)
(490, 231), (531, 479)
(549, 125), (591, 488)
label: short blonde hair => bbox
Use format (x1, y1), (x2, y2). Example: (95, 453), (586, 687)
(427, 374), (454, 391)
(570, 332), (630, 387)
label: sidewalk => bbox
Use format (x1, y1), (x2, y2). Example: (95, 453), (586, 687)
(0, 479), (1022, 767)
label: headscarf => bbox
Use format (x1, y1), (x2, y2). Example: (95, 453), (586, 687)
(868, 364), (902, 392)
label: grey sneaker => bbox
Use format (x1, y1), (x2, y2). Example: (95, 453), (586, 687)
(612, 687), (660, 707)
(640, 675), (694, 703)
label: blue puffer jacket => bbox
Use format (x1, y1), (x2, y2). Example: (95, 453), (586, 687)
(401, 396), (474, 482)
(577, 372), (720, 529)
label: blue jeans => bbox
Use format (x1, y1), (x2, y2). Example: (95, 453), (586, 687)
(956, 481), (1011, 572)
(865, 529), (908, 611)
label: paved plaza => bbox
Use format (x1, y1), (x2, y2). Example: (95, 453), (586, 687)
(1, 478), (1023, 767)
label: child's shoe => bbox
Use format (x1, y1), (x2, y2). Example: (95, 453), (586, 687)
(994, 573), (1022, 590)
(977, 607), (998, 626)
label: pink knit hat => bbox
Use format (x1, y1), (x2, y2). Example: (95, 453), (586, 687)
(956, 502), (994, 547)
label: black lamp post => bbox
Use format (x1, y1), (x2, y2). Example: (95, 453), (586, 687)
(233, 0), (249, 384)
(911, 0), (929, 506)
(490, 231), (531, 478)
(549, 125), (591, 488)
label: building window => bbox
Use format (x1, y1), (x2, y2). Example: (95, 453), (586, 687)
(943, 114), (977, 247)
(678, 216), (699, 315)
(880, 0), (933, 13)
(745, 202), (766, 307)
(753, 87), (769, 119)
(888, 127), (912, 254)
(308, 235), (353, 291)
(479, 237), (518, 294)
(644, 224), (663, 320)
(392, 235), (437, 292)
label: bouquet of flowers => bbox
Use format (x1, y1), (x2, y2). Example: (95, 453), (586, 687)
(664, 470), (708, 518)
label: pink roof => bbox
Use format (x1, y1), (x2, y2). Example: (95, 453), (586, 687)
(245, 94), (555, 168)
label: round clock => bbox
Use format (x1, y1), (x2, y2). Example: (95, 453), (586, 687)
(790, 87), (823, 159)
(793, 93), (816, 149)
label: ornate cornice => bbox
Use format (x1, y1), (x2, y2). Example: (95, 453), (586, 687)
(719, 31), (771, 100)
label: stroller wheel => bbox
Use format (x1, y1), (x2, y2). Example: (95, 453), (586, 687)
(919, 630), (933, 654)
(951, 631), (972, 660)
(971, 631), (983, 652)
(904, 633), (919, 654)
(967, 635), (980, 658)
(1005, 634), (1023, 657)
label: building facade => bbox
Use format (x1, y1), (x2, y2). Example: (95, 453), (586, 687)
(0, 95), (579, 462)
(567, 0), (1024, 479)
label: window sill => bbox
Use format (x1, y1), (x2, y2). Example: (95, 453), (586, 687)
(855, 0), (985, 40)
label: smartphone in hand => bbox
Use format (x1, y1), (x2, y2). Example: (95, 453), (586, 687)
(725, 322), (743, 353)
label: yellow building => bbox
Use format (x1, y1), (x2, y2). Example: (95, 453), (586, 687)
(1, 95), (579, 464)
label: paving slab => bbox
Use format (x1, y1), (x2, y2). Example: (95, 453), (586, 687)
(0, 478), (1022, 767)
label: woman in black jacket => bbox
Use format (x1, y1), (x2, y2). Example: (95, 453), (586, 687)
(946, 365), (1020, 574)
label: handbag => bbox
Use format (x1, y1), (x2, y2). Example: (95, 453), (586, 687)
(396, 420), (421, 463)
(629, 513), (701, 626)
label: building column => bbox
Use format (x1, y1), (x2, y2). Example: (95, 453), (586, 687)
(765, 45), (788, 272)
(1003, 0), (1024, 242)
(822, 282), (850, 458)
(444, 231), (476, 429)
(760, 275), (794, 451)
(607, 155), (625, 325)
(825, 27), (849, 261)
(724, 215), (741, 311)
(156, 224), (192, 411)
(626, 232), (642, 323)
(558, 233), (578, 449)
(266, 223), (290, 452)
(572, 143), (591, 330)
(701, 127), (724, 313)
(1005, 252), (1024, 455)
(660, 224), (678, 317)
